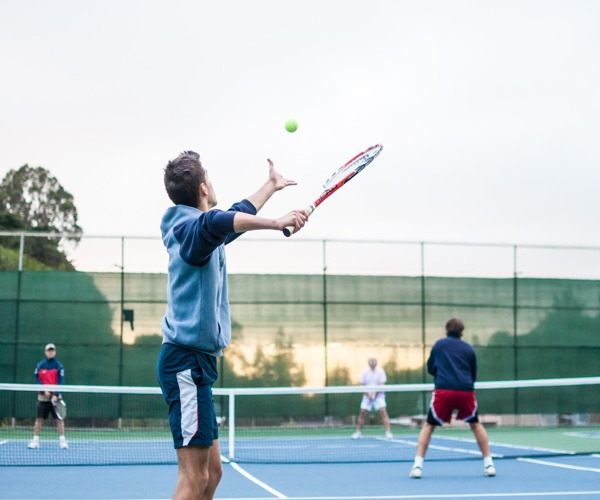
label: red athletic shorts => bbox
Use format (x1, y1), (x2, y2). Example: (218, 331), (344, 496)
(427, 389), (479, 426)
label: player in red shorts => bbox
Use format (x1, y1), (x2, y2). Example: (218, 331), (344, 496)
(409, 318), (496, 478)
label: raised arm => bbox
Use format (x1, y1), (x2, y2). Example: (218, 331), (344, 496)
(245, 159), (297, 212)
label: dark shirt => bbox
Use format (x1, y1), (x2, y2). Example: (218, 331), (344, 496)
(34, 357), (65, 400)
(427, 336), (477, 391)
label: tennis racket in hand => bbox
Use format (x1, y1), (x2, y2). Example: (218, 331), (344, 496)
(53, 399), (67, 421)
(283, 144), (383, 237)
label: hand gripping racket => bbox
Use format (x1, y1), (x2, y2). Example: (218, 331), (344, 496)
(283, 144), (383, 237)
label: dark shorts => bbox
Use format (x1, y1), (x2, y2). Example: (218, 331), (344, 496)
(157, 343), (219, 448)
(36, 401), (58, 420)
(427, 389), (479, 426)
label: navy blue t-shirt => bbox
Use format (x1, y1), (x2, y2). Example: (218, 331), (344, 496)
(427, 336), (477, 391)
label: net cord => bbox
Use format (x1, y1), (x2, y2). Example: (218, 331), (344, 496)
(3, 376), (600, 396)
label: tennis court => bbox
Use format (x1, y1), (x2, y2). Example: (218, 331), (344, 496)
(2, 454), (600, 499)
(2, 377), (600, 499)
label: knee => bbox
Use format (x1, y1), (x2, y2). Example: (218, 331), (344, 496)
(210, 461), (223, 484)
(191, 468), (211, 493)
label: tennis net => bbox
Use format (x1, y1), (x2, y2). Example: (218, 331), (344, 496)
(1, 377), (599, 466)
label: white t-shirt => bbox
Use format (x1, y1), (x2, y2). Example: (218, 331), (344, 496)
(360, 367), (387, 386)
(359, 367), (387, 409)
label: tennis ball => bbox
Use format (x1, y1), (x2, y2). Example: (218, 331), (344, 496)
(285, 119), (298, 133)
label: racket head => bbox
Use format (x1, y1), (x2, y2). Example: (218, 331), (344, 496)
(283, 143), (383, 237)
(322, 144), (383, 191)
(54, 400), (67, 420)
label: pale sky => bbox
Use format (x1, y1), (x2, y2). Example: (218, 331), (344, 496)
(1, 0), (599, 253)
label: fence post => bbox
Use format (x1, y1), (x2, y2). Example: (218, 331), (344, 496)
(322, 240), (329, 416)
(228, 392), (235, 460)
(12, 233), (25, 383)
(118, 237), (125, 426)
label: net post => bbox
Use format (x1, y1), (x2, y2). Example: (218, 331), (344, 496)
(228, 392), (235, 460)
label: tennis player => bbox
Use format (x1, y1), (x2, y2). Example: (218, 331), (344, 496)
(352, 356), (393, 440)
(157, 151), (308, 500)
(27, 343), (68, 450)
(409, 318), (495, 478)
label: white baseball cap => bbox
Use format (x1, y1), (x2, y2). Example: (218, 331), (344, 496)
(45, 343), (56, 351)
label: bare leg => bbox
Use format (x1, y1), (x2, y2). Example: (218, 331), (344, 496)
(415, 422), (435, 458)
(201, 441), (223, 500)
(33, 418), (42, 437)
(174, 446), (211, 500)
(380, 407), (391, 432)
(410, 422), (436, 477)
(470, 422), (496, 476)
(470, 422), (491, 456)
(356, 409), (367, 432)
(57, 420), (65, 437)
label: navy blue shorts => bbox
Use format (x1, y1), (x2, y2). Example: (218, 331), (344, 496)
(157, 343), (219, 448)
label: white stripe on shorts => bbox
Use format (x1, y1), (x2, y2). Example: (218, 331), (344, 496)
(176, 369), (198, 446)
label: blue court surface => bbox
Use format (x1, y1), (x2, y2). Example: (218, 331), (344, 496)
(1, 454), (600, 500)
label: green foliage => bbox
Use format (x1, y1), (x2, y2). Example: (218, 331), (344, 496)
(0, 164), (81, 270)
(328, 365), (350, 385)
(0, 245), (50, 271)
(222, 327), (306, 388)
(0, 165), (81, 233)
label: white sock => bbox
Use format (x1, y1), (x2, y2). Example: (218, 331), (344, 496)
(483, 456), (493, 467)
(414, 456), (424, 468)
(32, 436), (39, 442)
(60, 436), (66, 443)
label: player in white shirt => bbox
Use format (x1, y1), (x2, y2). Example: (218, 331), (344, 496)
(352, 357), (393, 440)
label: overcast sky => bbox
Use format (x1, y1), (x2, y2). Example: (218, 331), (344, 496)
(1, 0), (599, 252)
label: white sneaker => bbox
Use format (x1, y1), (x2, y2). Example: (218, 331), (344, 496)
(484, 464), (496, 477)
(352, 431), (362, 439)
(409, 466), (422, 479)
(28, 440), (39, 449)
(60, 441), (68, 449)
(385, 431), (393, 440)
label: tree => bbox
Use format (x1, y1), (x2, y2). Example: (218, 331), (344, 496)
(0, 164), (82, 270)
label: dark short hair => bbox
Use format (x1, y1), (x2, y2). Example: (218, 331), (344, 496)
(163, 150), (206, 207)
(445, 318), (465, 338)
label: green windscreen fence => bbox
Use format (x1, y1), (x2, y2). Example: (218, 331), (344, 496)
(0, 271), (599, 388)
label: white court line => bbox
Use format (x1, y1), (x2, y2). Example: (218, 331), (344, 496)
(215, 491), (600, 499)
(436, 436), (573, 455)
(518, 457), (600, 472)
(222, 455), (287, 499)
(382, 437), (502, 458)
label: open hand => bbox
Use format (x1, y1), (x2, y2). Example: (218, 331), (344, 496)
(267, 159), (297, 191)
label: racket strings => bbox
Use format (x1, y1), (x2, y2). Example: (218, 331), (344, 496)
(322, 147), (382, 190)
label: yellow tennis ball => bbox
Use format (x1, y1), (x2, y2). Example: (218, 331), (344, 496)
(285, 119), (298, 133)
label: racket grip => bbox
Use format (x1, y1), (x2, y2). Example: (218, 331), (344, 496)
(283, 206), (314, 237)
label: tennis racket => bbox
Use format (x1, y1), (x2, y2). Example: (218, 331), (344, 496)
(53, 399), (67, 421)
(283, 143), (383, 237)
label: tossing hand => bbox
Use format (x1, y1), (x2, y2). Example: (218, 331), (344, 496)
(267, 159), (297, 191)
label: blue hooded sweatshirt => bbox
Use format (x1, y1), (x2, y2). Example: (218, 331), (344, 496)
(160, 200), (256, 356)
(427, 336), (477, 391)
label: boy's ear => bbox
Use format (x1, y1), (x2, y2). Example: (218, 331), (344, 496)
(199, 182), (208, 196)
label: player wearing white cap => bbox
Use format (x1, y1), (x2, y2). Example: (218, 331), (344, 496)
(27, 343), (68, 450)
